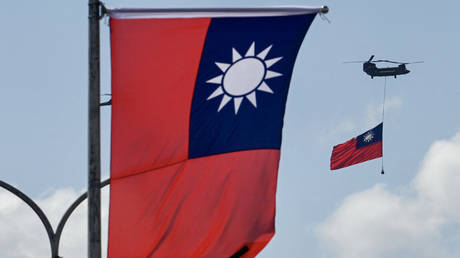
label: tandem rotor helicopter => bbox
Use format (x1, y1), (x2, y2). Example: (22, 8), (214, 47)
(345, 55), (423, 78)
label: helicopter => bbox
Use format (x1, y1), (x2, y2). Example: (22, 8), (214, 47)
(345, 55), (423, 78)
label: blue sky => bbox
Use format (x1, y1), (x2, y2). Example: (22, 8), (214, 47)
(1, 0), (460, 257)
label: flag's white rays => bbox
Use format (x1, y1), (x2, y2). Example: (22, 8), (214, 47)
(258, 82), (274, 93)
(218, 95), (232, 111)
(207, 86), (224, 100)
(207, 75), (223, 84)
(246, 92), (257, 107)
(265, 70), (282, 79)
(234, 97), (243, 114)
(265, 57), (283, 68)
(257, 45), (272, 60)
(232, 48), (242, 62)
(245, 42), (255, 57)
(207, 42), (282, 114)
(215, 62), (230, 72)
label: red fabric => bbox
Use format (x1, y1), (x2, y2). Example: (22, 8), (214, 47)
(110, 17), (211, 179)
(330, 138), (382, 170)
(108, 150), (279, 258)
(109, 17), (279, 257)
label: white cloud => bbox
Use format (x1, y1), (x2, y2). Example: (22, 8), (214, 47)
(324, 96), (403, 142)
(366, 96), (403, 127)
(316, 133), (460, 258)
(414, 135), (460, 221)
(0, 186), (109, 258)
(325, 119), (358, 139)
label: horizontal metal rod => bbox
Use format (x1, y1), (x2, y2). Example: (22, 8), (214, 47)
(109, 6), (329, 18)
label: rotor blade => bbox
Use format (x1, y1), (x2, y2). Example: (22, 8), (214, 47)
(343, 61), (366, 64)
(373, 60), (403, 64)
(373, 60), (424, 65)
(403, 61), (424, 64)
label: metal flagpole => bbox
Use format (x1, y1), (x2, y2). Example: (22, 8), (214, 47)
(88, 0), (102, 257)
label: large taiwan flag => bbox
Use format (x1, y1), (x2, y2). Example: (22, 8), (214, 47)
(108, 7), (324, 257)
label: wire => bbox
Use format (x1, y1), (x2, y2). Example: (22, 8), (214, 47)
(381, 77), (387, 174)
(382, 77), (386, 123)
(319, 13), (331, 23)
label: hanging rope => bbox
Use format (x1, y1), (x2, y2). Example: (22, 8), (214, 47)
(381, 77), (387, 174)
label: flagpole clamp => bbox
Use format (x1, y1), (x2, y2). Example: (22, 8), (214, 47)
(88, 1), (108, 20)
(320, 6), (329, 14)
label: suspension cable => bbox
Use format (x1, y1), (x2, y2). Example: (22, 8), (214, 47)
(381, 77), (387, 174)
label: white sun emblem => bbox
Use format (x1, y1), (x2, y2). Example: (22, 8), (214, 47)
(364, 131), (374, 142)
(206, 42), (283, 114)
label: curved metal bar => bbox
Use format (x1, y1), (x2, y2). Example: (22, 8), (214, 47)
(54, 178), (110, 255)
(0, 180), (57, 256)
(0, 179), (111, 258)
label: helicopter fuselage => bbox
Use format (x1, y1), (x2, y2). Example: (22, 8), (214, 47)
(363, 63), (410, 78)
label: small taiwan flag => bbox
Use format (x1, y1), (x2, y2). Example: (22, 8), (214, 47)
(330, 123), (383, 170)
